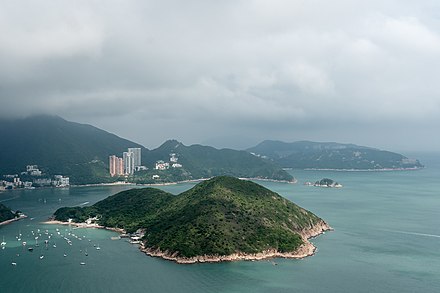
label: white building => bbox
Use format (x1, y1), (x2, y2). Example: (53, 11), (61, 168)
(26, 165), (42, 176)
(155, 160), (169, 170)
(170, 153), (178, 163)
(128, 148), (142, 167)
(26, 165), (39, 172)
(123, 152), (134, 175)
(54, 175), (70, 187)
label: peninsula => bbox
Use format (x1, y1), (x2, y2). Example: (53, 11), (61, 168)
(0, 203), (26, 226)
(53, 176), (331, 263)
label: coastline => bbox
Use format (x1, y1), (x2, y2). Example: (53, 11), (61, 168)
(44, 218), (331, 264)
(140, 220), (331, 264)
(72, 177), (296, 188)
(0, 214), (28, 226)
(42, 220), (126, 234)
(302, 167), (424, 172)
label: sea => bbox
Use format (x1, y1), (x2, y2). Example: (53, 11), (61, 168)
(1, 153), (439, 293)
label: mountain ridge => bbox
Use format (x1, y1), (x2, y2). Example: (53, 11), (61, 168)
(247, 140), (423, 170)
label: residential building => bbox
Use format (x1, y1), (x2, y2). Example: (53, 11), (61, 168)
(128, 148), (142, 167)
(110, 155), (125, 177)
(155, 160), (169, 170)
(123, 152), (134, 175)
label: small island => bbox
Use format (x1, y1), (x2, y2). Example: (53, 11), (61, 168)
(0, 203), (26, 226)
(305, 178), (342, 188)
(52, 176), (331, 263)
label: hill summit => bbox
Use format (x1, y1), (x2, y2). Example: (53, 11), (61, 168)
(54, 176), (330, 263)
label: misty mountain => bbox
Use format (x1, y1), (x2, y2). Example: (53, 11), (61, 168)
(0, 116), (293, 184)
(247, 140), (423, 170)
(0, 115), (147, 184)
(140, 139), (293, 182)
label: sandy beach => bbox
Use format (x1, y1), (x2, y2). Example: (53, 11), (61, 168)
(43, 220), (126, 234)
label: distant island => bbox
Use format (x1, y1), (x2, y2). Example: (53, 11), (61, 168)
(304, 178), (342, 188)
(247, 140), (424, 170)
(52, 176), (331, 263)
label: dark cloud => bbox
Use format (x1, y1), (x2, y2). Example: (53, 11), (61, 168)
(1, 0), (440, 151)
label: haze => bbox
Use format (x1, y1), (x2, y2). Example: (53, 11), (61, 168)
(1, 0), (439, 152)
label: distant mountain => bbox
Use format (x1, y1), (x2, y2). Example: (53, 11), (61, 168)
(137, 139), (294, 183)
(0, 115), (146, 184)
(54, 176), (330, 263)
(0, 116), (293, 184)
(247, 140), (423, 170)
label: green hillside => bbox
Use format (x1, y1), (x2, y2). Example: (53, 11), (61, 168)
(54, 176), (328, 259)
(135, 140), (293, 183)
(247, 140), (423, 170)
(0, 115), (146, 184)
(0, 204), (16, 223)
(0, 116), (293, 185)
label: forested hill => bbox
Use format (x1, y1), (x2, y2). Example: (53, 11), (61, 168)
(138, 139), (293, 183)
(247, 140), (423, 170)
(0, 115), (146, 184)
(0, 116), (293, 184)
(54, 176), (328, 260)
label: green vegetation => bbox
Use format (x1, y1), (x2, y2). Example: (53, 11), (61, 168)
(0, 115), (146, 184)
(247, 140), (424, 170)
(135, 140), (294, 183)
(0, 117), (292, 185)
(0, 204), (17, 222)
(54, 176), (324, 258)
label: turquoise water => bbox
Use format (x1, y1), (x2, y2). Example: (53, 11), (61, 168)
(1, 154), (440, 292)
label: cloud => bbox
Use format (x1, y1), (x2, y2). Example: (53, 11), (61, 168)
(1, 0), (440, 151)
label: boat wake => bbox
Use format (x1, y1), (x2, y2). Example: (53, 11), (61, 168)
(381, 229), (440, 239)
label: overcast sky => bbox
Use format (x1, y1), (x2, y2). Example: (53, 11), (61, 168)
(1, 0), (440, 152)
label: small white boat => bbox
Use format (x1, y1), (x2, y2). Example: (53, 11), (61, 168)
(63, 253), (67, 257)
(39, 255), (44, 259)
(80, 262), (86, 265)
(11, 262), (17, 266)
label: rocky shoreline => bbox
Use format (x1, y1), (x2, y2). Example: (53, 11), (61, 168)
(45, 217), (331, 264)
(140, 220), (331, 264)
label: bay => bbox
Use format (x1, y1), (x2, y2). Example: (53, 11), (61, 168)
(1, 153), (439, 292)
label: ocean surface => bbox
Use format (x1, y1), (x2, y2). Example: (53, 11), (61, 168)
(1, 153), (440, 293)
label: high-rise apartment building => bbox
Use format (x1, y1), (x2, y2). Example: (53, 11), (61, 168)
(128, 148), (142, 167)
(123, 151), (134, 175)
(109, 155), (117, 177)
(110, 155), (125, 177)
